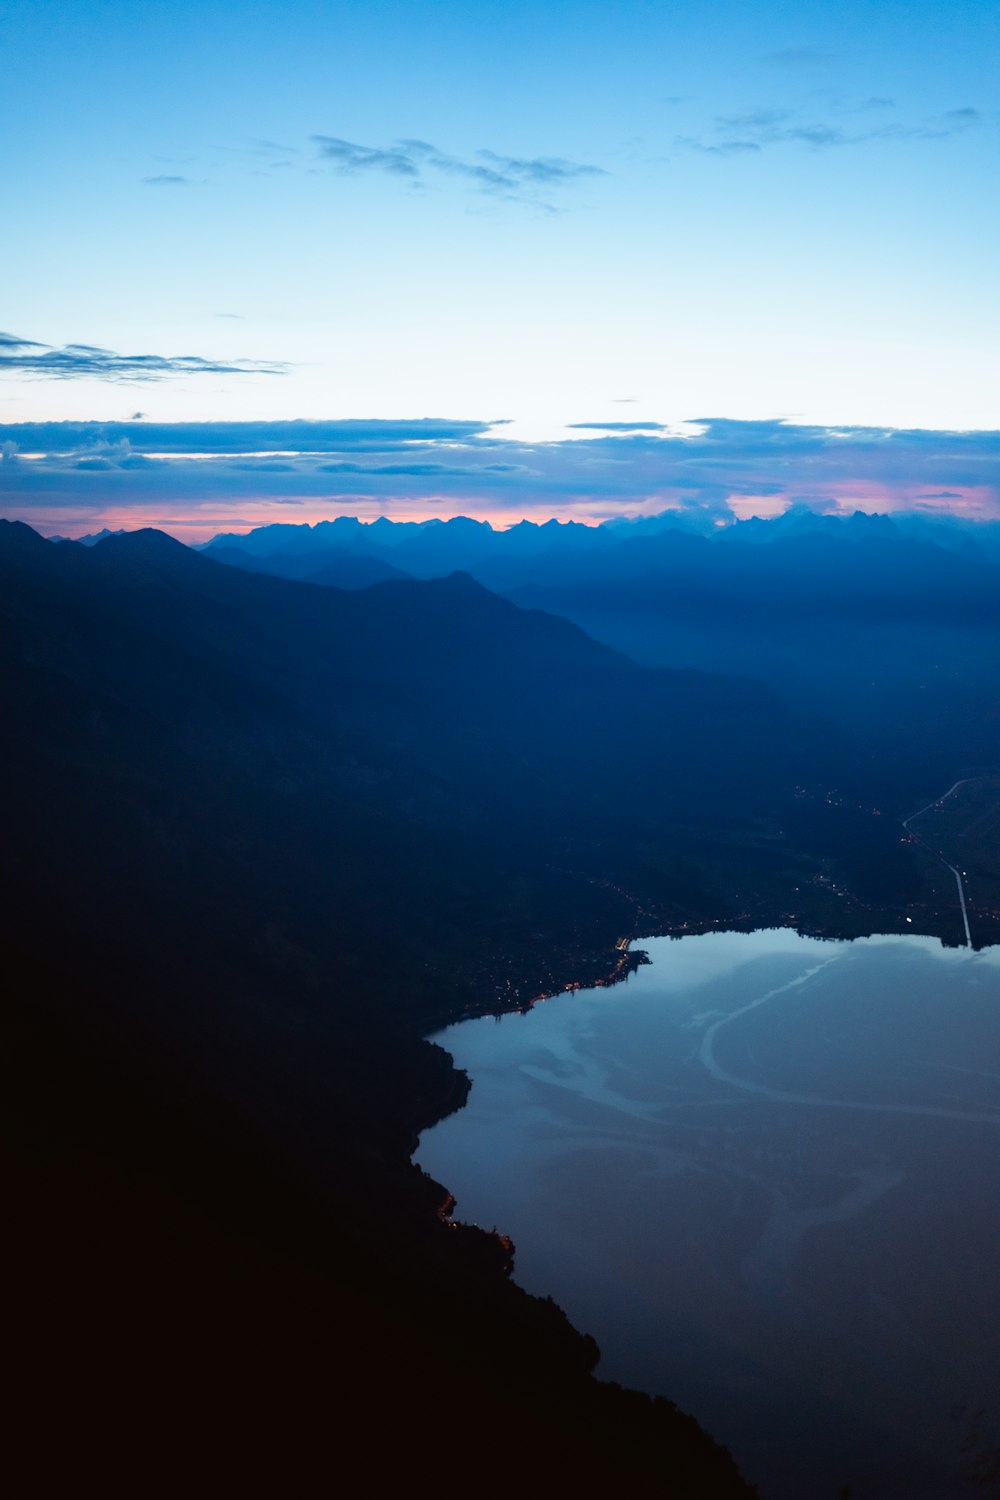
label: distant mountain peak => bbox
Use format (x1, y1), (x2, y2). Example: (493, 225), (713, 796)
(74, 527), (127, 546)
(95, 527), (192, 557)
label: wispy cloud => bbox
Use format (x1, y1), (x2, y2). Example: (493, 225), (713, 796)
(312, 134), (605, 204)
(143, 174), (189, 186)
(312, 137), (420, 177)
(251, 138), (300, 156)
(686, 139), (763, 156)
(475, 148), (603, 186)
(568, 421), (668, 432)
(317, 460), (528, 477)
(680, 102), (984, 155)
(0, 333), (288, 383)
(839, 96), (895, 115)
(50, 437), (166, 472)
(942, 107), (981, 129)
(0, 417), (504, 452)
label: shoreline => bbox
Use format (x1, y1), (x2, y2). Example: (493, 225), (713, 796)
(416, 925), (1000, 1499)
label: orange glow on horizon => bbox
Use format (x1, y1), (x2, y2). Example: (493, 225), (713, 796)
(25, 503), (613, 545)
(17, 482), (996, 546)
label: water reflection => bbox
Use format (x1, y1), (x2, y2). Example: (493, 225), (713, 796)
(417, 931), (1000, 1499)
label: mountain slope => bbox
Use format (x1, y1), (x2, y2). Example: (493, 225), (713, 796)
(5, 521), (783, 1494)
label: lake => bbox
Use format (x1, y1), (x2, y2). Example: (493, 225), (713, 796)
(416, 930), (1000, 1499)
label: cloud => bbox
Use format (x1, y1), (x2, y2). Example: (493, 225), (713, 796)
(0, 333), (287, 383)
(312, 137), (420, 177)
(317, 461), (528, 477)
(717, 109), (792, 131)
(474, 148), (604, 186)
(312, 134), (604, 204)
(230, 461), (297, 472)
(58, 438), (166, 472)
(251, 138), (300, 156)
(677, 136), (761, 156)
(3, 417), (998, 537)
(779, 124), (849, 148)
(943, 107), (981, 128)
(0, 417), (505, 454)
(680, 103), (985, 155)
(569, 422), (668, 431)
(143, 174), (188, 186)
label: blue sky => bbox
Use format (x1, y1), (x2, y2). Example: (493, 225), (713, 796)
(2, 0), (997, 533)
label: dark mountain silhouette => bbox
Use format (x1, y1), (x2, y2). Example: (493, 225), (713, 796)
(10, 514), (981, 1490)
(12, 520), (832, 1494)
(17, 508), (997, 1490)
(197, 512), (1000, 814)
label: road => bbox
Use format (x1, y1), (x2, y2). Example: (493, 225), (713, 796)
(902, 781), (973, 947)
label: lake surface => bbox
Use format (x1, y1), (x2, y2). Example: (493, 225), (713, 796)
(416, 931), (1000, 1499)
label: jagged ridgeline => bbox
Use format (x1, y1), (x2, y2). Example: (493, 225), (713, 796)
(2, 517), (932, 1491)
(202, 508), (1000, 813)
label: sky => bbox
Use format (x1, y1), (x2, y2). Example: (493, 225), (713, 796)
(2, 0), (998, 538)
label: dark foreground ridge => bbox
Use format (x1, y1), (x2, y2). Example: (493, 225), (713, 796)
(5, 519), (967, 1492)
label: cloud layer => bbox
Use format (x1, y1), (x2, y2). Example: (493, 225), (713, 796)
(2, 417), (997, 540)
(312, 135), (604, 204)
(679, 103), (984, 155)
(0, 333), (287, 382)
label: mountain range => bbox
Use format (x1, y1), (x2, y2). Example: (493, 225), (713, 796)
(6, 511), (994, 1491)
(202, 508), (1000, 807)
